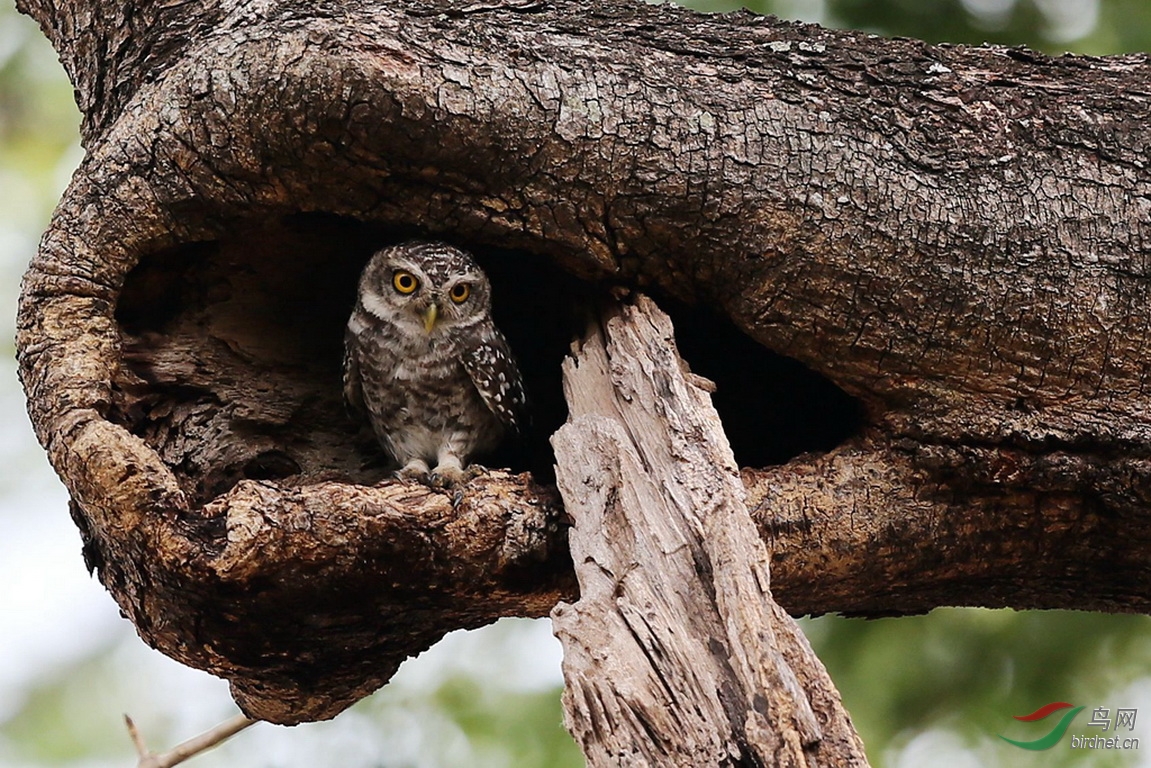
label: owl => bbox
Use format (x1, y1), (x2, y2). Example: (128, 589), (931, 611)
(343, 241), (526, 485)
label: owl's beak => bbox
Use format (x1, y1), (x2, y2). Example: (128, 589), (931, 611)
(422, 302), (439, 333)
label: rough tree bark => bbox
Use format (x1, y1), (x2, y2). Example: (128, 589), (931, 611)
(552, 296), (866, 766)
(14, 0), (1151, 727)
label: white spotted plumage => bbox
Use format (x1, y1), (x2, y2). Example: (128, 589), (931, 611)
(343, 241), (526, 483)
(463, 338), (526, 431)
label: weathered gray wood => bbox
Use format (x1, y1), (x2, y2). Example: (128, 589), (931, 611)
(552, 296), (867, 767)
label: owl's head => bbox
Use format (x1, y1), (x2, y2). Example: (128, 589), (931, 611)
(357, 242), (492, 334)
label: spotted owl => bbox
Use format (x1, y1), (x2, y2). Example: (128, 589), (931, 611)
(343, 241), (526, 485)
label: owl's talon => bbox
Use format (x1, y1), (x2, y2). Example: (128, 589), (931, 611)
(427, 466), (465, 488)
(428, 463), (489, 489)
(461, 464), (488, 481)
(394, 459), (431, 483)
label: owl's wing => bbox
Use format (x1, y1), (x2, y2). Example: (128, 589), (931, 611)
(342, 329), (366, 418)
(462, 330), (527, 434)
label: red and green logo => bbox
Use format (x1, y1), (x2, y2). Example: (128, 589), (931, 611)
(1000, 702), (1086, 750)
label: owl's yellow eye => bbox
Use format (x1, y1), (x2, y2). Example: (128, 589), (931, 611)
(449, 283), (471, 304)
(392, 271), (419, 294)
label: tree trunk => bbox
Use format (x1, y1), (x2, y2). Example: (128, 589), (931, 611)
(552, 295), (866, 766)
(15, 0), (1151, 724)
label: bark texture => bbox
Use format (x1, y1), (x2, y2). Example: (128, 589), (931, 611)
(14, 0), (1151, 723)
(552, 296), (866, 767)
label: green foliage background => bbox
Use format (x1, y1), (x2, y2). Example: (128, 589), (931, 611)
(2, 1), (1150, 766)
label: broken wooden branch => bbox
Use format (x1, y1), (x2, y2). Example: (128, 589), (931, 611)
(551, 296), (867, 766)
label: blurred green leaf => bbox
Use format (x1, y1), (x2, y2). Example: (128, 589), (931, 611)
(807, 609), (1151, 766)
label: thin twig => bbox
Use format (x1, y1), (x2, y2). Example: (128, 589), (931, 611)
(124, 713), (258, 768)
(124, 714), (150, 758)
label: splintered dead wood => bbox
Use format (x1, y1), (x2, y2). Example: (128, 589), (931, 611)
(549, 295), (868, 767)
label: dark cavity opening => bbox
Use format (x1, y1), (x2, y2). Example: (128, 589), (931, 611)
(660, 300), (864, 467)
(112, 212), (860, 504)
(488, 273), (864, 476)
(111, 213), (590, 501)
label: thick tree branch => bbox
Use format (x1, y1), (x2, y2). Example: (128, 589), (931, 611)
(15, 0), (1151, 722)
(13, 0), (226, 144)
